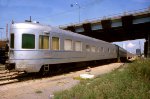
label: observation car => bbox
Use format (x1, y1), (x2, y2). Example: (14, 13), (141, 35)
(6, 21), (127, 73)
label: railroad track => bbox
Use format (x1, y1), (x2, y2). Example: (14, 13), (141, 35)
(0, 61), (113, 86)
(0, 70), (28, 86)
(0, 68), (76, 86)
(0, 70), (61, 86)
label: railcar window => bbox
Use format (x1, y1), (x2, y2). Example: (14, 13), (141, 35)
(108, 48), (110, 53)
(52, 37), (59, 50)
(64, 39), (73, 51)
(97, 48), (99, 52)
(86, 45), (90, 52)
(75, 41), (82, 51)
(101, 47), (104, 52)
(10, 34), (14, 48)
(22, 34), (35, 49)
(114, 49), (116, 53)
(39, 35), (49, 49)
(91, 46), (96, 52)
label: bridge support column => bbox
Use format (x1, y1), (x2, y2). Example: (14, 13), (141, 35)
(144, 41), (147, 57)
(148, 33), (150, 58)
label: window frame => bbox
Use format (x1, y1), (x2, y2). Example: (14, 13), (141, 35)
(91, 46), (96, 52)
(75, 41), (82, 51)
(101, 47), (104, 53)
(97, 47), (100, 53)
(52, 37), (60, 50)
(86, 45), (91, 52)
(64, 39), (73, 51)
(108, 48), (110, 53)
(39, 35), (50, 49)
(114, 49), (116, 53)
(22, 34), (35, 49)
(10, 33), (14, 48)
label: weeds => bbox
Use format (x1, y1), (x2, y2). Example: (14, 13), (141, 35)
(54, 59), (150, 99)
(128, 59), (150, 80)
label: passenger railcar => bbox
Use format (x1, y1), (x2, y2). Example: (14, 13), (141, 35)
(115, 45), (127, 61)
(6, 21), (126, 73)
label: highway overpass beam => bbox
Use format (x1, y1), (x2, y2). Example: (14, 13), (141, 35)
(101, 19), (112, 29)
(83, 23), (92, 32)
(122, 15), (133, 29)
(66, 26), (75, 32)
(82, 23), (92, 35)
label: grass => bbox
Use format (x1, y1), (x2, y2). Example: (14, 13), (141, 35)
(54, 59), (150, 99)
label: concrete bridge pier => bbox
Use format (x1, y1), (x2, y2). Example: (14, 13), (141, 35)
(148, 33), (150, 58)
(144, 41), (147, 57)
(144, 34), (150, 58)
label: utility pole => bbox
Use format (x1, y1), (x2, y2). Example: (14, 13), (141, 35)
(76, 3), (81, 23)
(6, 24), (8, 41)
(71, 2), (81, 23)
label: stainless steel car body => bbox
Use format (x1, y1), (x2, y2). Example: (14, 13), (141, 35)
(7, 22), (121, 73)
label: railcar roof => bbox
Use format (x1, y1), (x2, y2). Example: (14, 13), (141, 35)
(11, 22), (112, 45)
(11, 22), (50, 30)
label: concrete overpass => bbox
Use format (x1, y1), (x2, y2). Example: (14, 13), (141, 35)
(60, 8), (150, 57)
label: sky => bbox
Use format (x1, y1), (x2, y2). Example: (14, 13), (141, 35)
(112, 39), (146, 54)
(0, 0), (150, 54)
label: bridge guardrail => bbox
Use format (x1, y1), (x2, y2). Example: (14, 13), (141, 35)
(59, 7), (150, 28)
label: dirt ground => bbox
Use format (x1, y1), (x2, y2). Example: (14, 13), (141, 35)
(0, 63), (124, 99)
